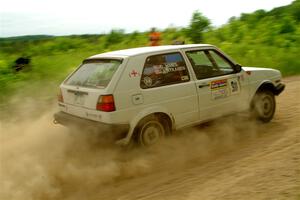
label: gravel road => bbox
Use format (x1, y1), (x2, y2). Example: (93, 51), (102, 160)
(1, 76), (299, 200)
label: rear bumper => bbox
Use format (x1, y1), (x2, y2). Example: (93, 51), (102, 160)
(53, 111), (129, 139)
(274, 83), (285, 95)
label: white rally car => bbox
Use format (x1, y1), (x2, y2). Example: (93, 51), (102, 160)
(54, 44), (285, 146)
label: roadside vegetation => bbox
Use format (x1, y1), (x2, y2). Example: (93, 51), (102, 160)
(0, 0), (299, 107)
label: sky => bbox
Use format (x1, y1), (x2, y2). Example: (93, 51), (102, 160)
(0, 0), (295, 37)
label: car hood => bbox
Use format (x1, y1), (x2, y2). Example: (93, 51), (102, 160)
(242, 66), (274, 71)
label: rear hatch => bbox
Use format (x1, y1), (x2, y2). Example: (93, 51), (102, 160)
(60, 58), (122, 110)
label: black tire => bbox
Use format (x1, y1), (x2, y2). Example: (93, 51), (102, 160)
(252, 90), (276, 123)
(136, 115), (166, 146)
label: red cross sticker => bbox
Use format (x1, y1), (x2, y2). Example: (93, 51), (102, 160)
(129, 70), (140, 77)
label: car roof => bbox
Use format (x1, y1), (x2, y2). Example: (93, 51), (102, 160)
(88, 44), (214, 59)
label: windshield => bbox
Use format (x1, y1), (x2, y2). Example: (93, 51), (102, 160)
(65, 59), (122, 88)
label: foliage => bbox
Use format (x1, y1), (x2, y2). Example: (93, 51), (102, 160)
(186, 11), (211, 43)
(105, 29), (125, 47)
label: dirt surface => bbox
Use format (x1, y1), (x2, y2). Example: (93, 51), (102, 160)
(0, 76), (300, 200)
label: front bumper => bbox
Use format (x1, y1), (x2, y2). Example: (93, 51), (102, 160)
(274, 83), (285, 95)
(53, 111), (129, 139)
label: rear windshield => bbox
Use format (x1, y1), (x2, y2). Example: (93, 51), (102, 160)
(65, 59), (122, 88)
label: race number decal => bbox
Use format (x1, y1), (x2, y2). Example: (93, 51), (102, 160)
(228, 78), (241, 95)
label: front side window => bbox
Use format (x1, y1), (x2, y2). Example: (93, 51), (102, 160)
(65, 59), (121, 88)
(209, 51), (234, 73)
(140, 52), (190, 89)
(186, 50), (234, 79)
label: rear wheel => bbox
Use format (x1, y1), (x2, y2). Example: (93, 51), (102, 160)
(136, 116), (166, 146)
(252, 90), (275, 122)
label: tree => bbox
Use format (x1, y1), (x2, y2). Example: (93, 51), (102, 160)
(186, 11), (211, 43)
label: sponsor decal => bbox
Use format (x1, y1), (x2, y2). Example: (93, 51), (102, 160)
(211, 78), (241, 100)
(211, 79), (228, 100)
(152, 62), (186, 75)
(211, 79), (227, 89)
(143, 76), (153, 87)
(212, 88), (228, 100)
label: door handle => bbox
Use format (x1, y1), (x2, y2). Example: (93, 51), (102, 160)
(198, 83), (210, 88)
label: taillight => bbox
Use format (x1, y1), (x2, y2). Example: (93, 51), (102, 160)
(96, 95), (115, 112)
(58, 89), (64, 103)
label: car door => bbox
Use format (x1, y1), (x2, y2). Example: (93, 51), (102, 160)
(139, 52), (199, 128)
(184, 48), (248, 121)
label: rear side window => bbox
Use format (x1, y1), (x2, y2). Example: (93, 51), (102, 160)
(140, 52), (190, 89)
(65, 59), (122, 88)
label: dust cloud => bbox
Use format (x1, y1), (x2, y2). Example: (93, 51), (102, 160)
(0, 102), (260, 200)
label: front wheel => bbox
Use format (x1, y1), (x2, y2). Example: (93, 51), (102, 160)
(136, 116), (166, 146)
(252, 90), (276, 123)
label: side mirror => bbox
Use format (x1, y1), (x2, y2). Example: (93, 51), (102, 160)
(235, 64), (242, 73)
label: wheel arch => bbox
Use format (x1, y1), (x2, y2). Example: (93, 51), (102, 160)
(250, 81), (276, 108)
(256, 81), (276, 93)
(251, 81), (276, 105)
(152, 112), (173, 135)
(133, 112), (173, 134)
(120, 107), (174, 145)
